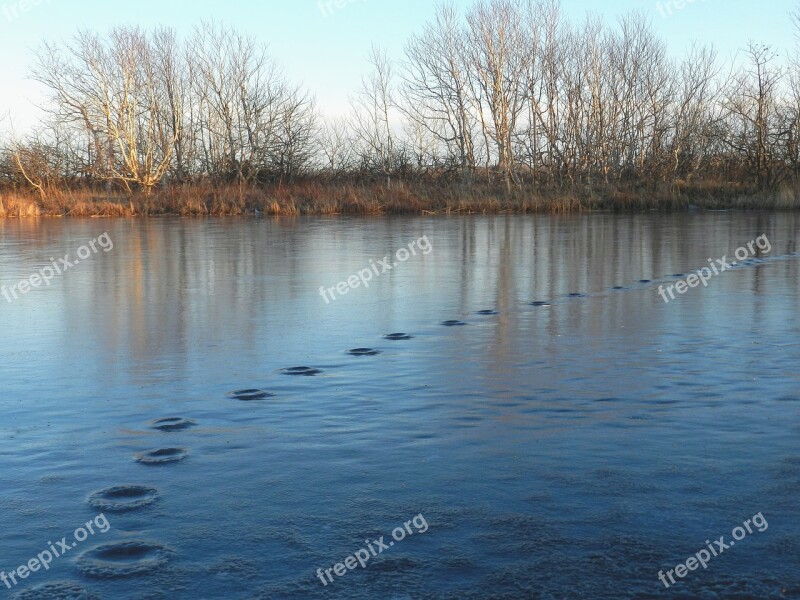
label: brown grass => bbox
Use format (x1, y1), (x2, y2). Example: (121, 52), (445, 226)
(0, 194), (43, 218)
(1, 179), (798, 218)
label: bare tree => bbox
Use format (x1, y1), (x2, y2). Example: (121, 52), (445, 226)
(723, 43), (785, 188)
(668, 44), (720, 183)
(32, 27), (178, 195)
(401, 3), (477, 180)
(318, 117), (355, 176)
(351, 45), (398, 184)
(7, 2), (800, 205)
(268, 86), (318, 182)
(464, 0), (528, 191)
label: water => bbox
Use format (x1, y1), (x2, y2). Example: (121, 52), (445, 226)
(0, 214), (798, 599)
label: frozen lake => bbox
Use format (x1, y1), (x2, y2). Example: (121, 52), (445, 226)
(0, 213), (798, 598)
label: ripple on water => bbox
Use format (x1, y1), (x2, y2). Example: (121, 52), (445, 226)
(150, 417), (197, 431)
(282, 366), (323, 376)
(88, 485), (160, 512)
(384, 333), (413, 341)
(228, 389), (273, 401)
(476, 309), (499, 315)
(77, 541), (173, 578)
(347, 348), (381, 356)
(13, 581), (99, 600)
(134, 448), (188, 465)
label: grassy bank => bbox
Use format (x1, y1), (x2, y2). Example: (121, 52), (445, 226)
(1, 180), (799, 218)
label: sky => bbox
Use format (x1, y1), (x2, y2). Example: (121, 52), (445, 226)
(0, 0), (796, 133)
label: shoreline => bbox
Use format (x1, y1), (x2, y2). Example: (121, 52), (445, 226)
(1, 181), (798, 218)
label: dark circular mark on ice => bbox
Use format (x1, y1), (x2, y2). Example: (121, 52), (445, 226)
(134, 447), (188, 465)
(612, 286), (625, 290)
(347, 348), (381, 356)
(88, 485), (160, 512)
(671, 273), (685, 278)
(384, 333), (413, 340)
(282, 366), (323, 376)
(530, 301), (551, 307)
(476, 309), (498, 315)
(441, 320), (467, 327)
(77, 541), (173, 578)
(639, 279), (652, 283)
(567, 293), (586, 298)
(150, 417), (197, 431)
(228, 389), (273, 401)
(13, 581), (100, 600)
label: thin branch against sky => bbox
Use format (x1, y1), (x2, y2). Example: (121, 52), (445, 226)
(0, 0), (795, 132)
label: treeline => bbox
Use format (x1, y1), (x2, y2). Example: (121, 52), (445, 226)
(3, 0), (800, 214)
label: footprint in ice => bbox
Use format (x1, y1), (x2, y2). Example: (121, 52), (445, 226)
(441, 320), (467, 326)
(347, 348), (382, 356)
(88, 485), (160, 512)
(77, 541), (173, 578)
(134, 448), (188, 465)
(228, 389), (273, 401)
(282, 366), (323, 376)
(150, 417), (197, 432)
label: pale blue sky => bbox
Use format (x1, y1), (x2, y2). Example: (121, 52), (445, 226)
(0, 0), (796, 131)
